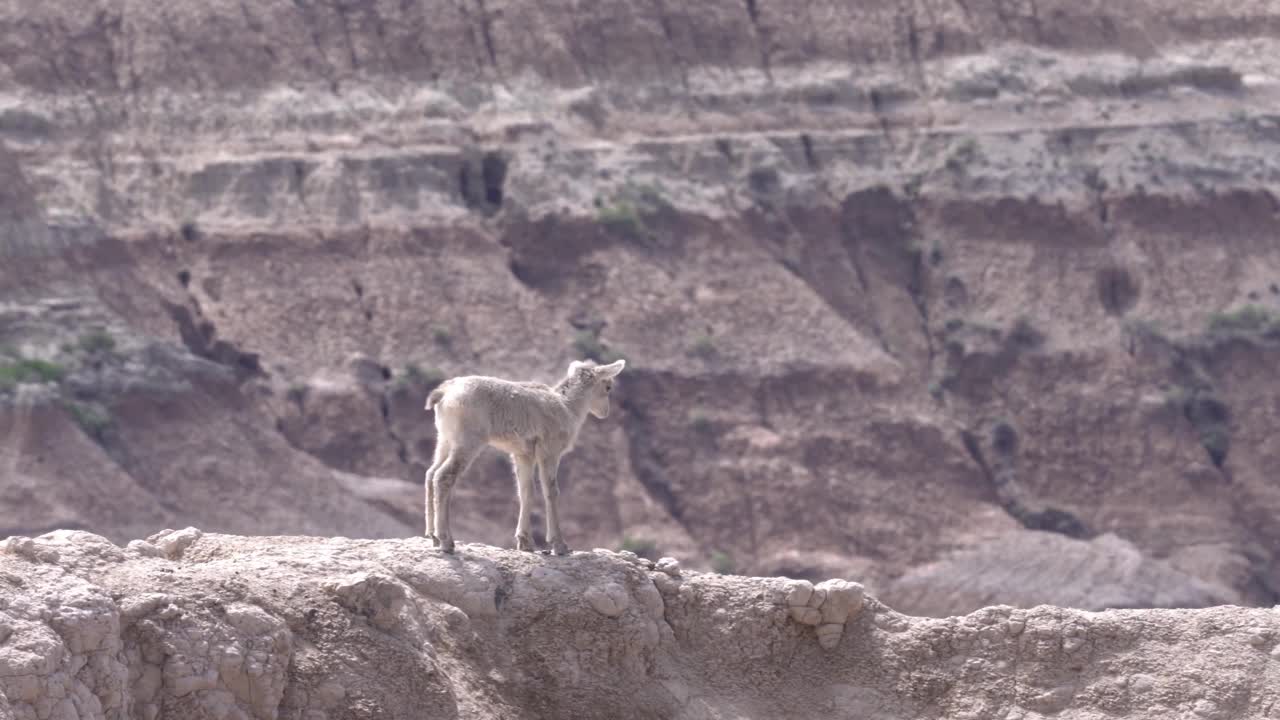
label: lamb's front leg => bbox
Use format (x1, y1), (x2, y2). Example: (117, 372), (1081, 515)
(425, 470), (436, 546)
(513, 453), (536, 552)
(537, 454), (570, 556)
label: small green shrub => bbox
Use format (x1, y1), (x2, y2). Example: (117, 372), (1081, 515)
(991, 420), (1018, 455)
(78, 329), (117, 355)
(945, 138), (982, 174)
(619, 536), (660, 561)
(573, 330), (608, 361)
(572, 330), (625, 364)
(687, 334), (717, 360)
(688, 411), (713, 434)
(1124, 318), (1166, 341)
(928, 381), (944, 400)
(0, 358), (67, 388)
(432, 327), (453, 346)
(25, 359), (65, 382)
(1083, 168), (1108, 194)
(632, 182), (674, 213)
(597, 202), (645, 239)
(939, 370), (959, 391)
(1207, 305), (1280, 338)
(1199, 426), (1230, 467)
(1007, 316), (1045, 350)
(596, 181), (671, 240)
(286, 383), (308, 405)
(709, 550), (736, 575)
(902, 174), (925, 198)
(747, 166), (781, 195)
(64, 401), (111, 443)
(1161, 385), (1192, 414)
(402, 363), (446, 387)
(928, 243), (944, 266)
(1167, 387), (1232, 468)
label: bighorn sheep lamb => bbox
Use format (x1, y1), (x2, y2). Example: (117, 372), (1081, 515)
(423, 359), (626, 554)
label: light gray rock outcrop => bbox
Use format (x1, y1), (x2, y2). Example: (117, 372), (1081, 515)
(0, 531), (1277, 719)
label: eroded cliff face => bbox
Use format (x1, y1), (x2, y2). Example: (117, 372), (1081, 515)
(1, 531), (1279, 720)
(2, 0), (1280, 616)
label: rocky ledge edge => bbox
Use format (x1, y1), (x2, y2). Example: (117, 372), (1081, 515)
(0, 528), (1278, 720)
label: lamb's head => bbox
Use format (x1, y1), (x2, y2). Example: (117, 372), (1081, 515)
(565, 359), (626, 419)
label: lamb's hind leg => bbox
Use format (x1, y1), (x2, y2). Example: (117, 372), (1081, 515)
(424, 437), (451, 546)
(537, 453), (570, 556)
(513, 453), (536, 551)
(432, 443), (482, 553)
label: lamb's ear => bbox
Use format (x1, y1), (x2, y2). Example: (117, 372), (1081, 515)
(600, 359), (626, 378)
(569, 360), (587, 373)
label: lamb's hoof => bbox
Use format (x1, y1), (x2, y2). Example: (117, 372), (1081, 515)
(438, 538), (455, 554)
(515, 534), (536, 552)
(551, 541), (571, 556)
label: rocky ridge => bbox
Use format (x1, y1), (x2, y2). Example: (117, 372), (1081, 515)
(1, 530), (1278, 720)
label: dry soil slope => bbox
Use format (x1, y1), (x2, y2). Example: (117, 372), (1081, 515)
(1, 0), (1280, 615)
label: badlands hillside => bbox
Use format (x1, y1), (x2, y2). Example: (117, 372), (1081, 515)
(1, 0), (1280, 620)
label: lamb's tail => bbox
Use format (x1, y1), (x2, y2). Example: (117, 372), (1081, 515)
(424, 380), (451, 412)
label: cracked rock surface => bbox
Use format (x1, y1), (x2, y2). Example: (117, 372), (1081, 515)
(1, 530), (1277, 720)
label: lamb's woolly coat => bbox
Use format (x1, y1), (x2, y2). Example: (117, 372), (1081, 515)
(428, 379), (580, 458)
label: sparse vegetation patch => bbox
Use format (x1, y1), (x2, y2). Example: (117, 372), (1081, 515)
(1206, 305), (1280, 340)
(1123, 318), (1166, 341)
(401, 363), (446, 388)
(1165, 386), (1232, 468)
(64, 400), (112, 443)
(0, 357), (67, 389)
(597, 202), (645, 239)
(594, 181), (673, 241)
(1007, 316), (1045, 350)
(619, 536), (660, 560)
(78, 329), (117, 355)
(687, 333), (717, 360)
(945, 138), (982, 174)
(572, 329), (626, 364)
(710, 550), (736, 575)
(991, 420), (1018, 456)
(286, 383), (308, 406)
